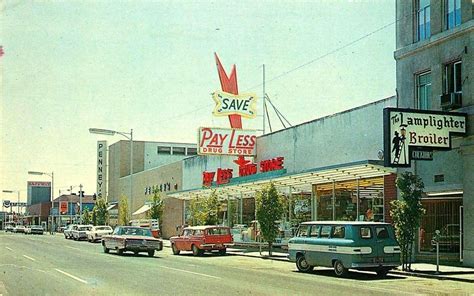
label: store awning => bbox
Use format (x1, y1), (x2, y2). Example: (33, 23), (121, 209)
(106, 203), (118, 211)
(169, 160), (395, 200)
(132, 204), (151, 216)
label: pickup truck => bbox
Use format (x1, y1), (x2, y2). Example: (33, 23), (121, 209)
(170, 226), (233, 256)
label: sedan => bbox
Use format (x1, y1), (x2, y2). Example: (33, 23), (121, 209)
(102, 226), (163, 257)
(87, 225), (113, 242)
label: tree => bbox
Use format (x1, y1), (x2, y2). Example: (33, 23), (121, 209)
(189, 190), (219, 226)
(390, 172), (426, 271)
(93, 198), (108, 226)
(147, 190), (164, 228)
(256, 182), (285, 256)
(82, 208), (92, 225)
(118, 196), (129, 226)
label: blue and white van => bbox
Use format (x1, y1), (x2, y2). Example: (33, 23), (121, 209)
(288, 221), (401, 277)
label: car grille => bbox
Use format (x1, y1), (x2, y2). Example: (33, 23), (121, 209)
(126, 239), (161, 248)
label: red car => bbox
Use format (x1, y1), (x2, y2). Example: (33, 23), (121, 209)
(170, 226), (233, 256)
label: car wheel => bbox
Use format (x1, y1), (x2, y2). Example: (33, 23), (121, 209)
(192, 245), (202, 256)
(218, 249), (226, 256)
(117, 249), (124, 256)
(103, 245), (110, 254)
(171, 244), (180, 255)
(333, 260), (348, 277)
(376, 268), (390, 277)
(148, 250), (155, 257)
(134, 251), (139, 256)
(296, 254), (313, 272)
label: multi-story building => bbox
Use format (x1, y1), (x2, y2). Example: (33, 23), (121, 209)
(395, 0), (473, 265)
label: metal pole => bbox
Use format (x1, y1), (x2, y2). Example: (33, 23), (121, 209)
(79, 184), (83, 224)
(356, 178), (360, 221)
(332, 181), (336, 220)
(51, 172), (55, 232)
(129, 129), (133, 222)
(17, 191), (20, 214)
(262, 64), (265, 135)
(240, 193), (243, 224)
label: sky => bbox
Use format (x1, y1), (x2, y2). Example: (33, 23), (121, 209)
(0, 0), (396, 205)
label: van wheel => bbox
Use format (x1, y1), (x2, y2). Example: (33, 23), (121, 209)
(148, 250), (155, 257)
(218, 249), (226, 256)
(333, 260), (348, 277)
(103, 245), (110, 254)
(117, 249), (124, 256)
(171, 244), (180, 255)
(376, 268), (390, 277)
(296, 254), (313, 272)
(192, 245), (202, 256)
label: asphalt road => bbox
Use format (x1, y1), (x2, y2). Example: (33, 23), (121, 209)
(0, 231), (472, 296)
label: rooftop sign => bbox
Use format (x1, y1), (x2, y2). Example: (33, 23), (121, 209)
(383, 108), (466, 167)
(212, 90), (257, 119)
(198, 127), (257, 156)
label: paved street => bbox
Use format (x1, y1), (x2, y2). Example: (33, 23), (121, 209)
(0, 231), (472, 296)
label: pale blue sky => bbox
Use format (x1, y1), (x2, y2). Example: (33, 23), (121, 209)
(1, 0), (395, 203)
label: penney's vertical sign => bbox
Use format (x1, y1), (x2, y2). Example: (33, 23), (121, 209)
(383, 108), (466, 167)
(96, 141), (107, 199)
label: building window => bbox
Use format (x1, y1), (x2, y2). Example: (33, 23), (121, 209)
(445, 61), (462, 94)
(416, 0), (430, 41)
(157, 146), (171, 155)
(172, 147), (186, 155)
(446, 0), (461, 29)
(187, 148), (197, 155)
(416, 72), (432, 110)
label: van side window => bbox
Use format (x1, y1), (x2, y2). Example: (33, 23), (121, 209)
(331, 226), (345, 239)
(320, 226), (331, 238)
(297, 225), (310, 237)
(360, 227), (372, 239)
(376, 227), (389, 239)
(309, 225), (320, 237)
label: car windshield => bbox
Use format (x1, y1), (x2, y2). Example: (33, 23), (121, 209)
(96, 226), (111, 231)
(121, 228), (152, 237)
(207, 228), (230, 235)
(79, 226), (92, 231)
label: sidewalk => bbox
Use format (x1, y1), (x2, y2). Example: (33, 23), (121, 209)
(162, 239), (474, 283)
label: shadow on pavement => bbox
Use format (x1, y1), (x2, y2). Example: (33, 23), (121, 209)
(291, 269), (407, 281)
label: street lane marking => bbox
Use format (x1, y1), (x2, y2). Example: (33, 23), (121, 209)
(5, 247), (13, 251)
(22, 255), (36, 262)
(55, 268), (88, 284)
(65, 246), (81, 251)
(157, 265), (221, 279)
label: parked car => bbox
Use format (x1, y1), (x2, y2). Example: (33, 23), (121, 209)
(64, 224), (78, 239)
(13, 225), (26, 233)
(5, 224), (15, 232)
(170, 226), (233, 256)
(87, 225), (113, 242)
(288, 221), (401, 277)
(101, 226), (163, 257)
(25, 225), (44, 235)
(72, 225), (93, 241)
(431, 224), (460, 252)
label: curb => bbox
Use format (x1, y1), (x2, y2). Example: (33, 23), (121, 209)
(389, 270), (474, 283)
(227, 251), (289, 262)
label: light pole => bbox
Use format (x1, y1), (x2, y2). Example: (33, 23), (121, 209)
(89, 128), (133, 221)
(28, 171), (54, 231)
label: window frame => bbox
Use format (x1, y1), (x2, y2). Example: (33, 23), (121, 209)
(415, 0), (431, 41)
(360, 226), (373, 239)
(416, 71), (432, 110)
(444, 60), (462, 94)
(446, 0), (461, 30)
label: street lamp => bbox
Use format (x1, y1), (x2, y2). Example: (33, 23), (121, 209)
(28, 171), (54, 231)
(89, 128), (133, 221)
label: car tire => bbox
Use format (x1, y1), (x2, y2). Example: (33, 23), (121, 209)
(117, 249), (124, 256)
(333, 260), (348, 277)
(218, 249), (226, 256)
(171, 244), (180, 255)
(148, 250), (155, 257)
(296, 254), (313, 272)
(192, 245), (202, 256)
(376, 268), (390, 277)
(103, 245), (110, 254)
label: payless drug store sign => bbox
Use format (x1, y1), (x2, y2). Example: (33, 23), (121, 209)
(198, 127), (256, 156)
(383, 108), (466, 167)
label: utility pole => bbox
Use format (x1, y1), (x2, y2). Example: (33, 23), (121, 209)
(79, 184), (83, 224)
(262, 64), (266, 135)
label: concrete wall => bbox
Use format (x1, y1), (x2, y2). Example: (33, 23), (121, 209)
(182, 155), (239, 191)
(144, 142), (196, 171)
(256, 97), (397, 173)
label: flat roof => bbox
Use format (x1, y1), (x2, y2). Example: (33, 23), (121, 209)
(169, 160), (394, 199)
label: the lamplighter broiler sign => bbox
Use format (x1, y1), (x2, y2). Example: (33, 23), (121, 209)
(383, 108), (466, 167)
(212, 90), (257, 119)
(198, 127), (257, 156)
